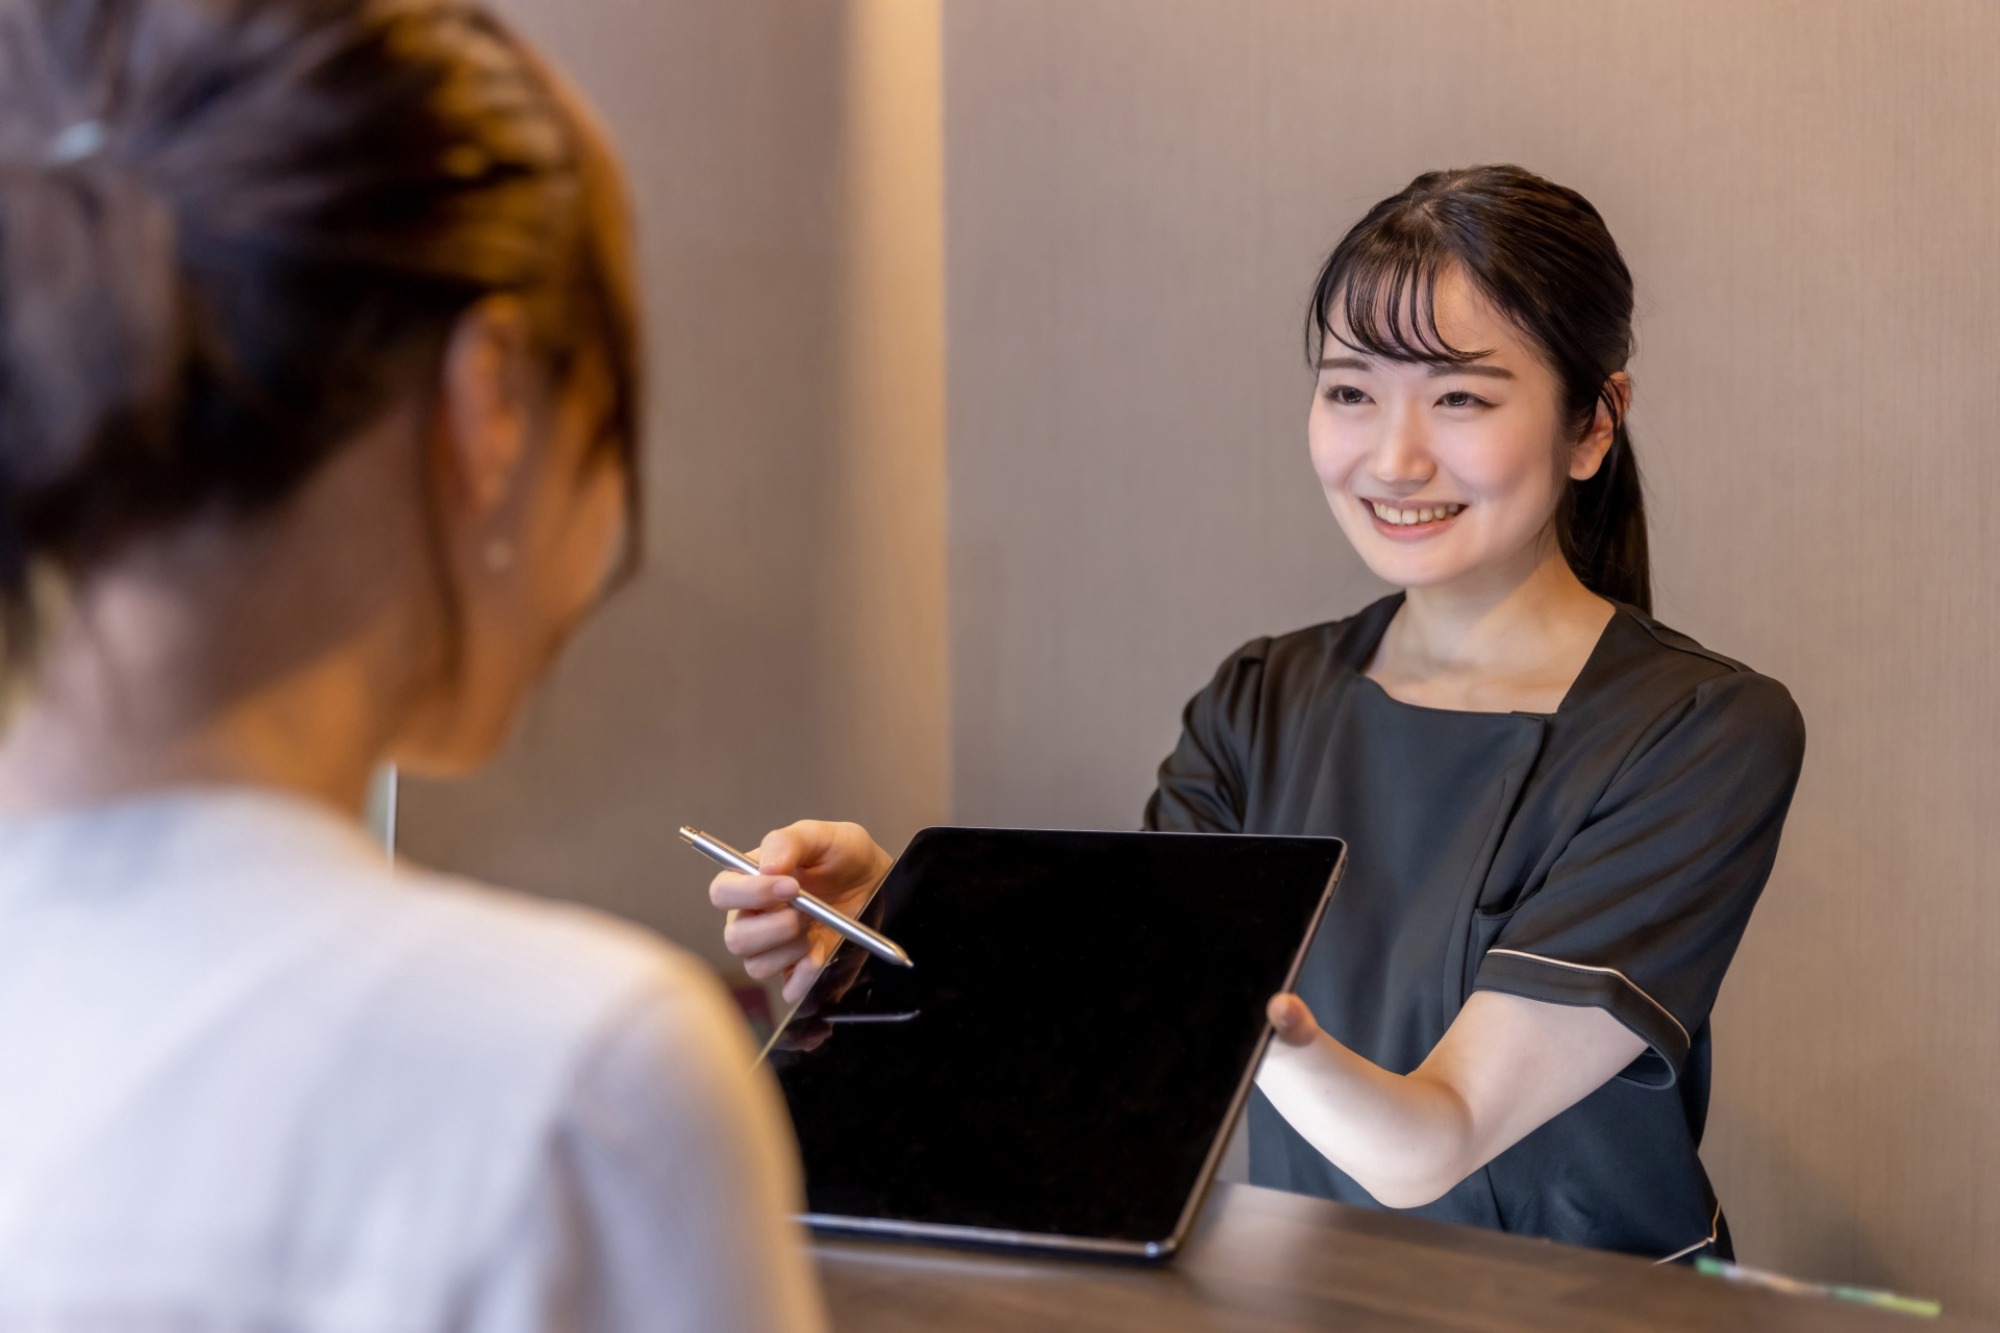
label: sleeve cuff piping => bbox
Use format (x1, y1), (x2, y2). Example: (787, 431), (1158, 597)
(1474, 948), (1691, 1087)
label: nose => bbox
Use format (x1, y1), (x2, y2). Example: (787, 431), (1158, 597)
(1368, 399), (1436, 488)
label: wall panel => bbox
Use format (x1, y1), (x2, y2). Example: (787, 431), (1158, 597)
(396, 0), (949, 974)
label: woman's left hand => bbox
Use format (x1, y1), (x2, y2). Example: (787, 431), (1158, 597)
(1267, 993), (1323, 1047)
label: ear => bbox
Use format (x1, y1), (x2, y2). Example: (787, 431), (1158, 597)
(435, 296), (535, 518)
(1568, 371), (1631, 483)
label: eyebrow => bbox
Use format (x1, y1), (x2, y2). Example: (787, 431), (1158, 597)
(1317, 354), (1515, 381)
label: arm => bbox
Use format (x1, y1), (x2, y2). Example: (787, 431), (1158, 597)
(1255, 989), (1644, 1209)
(1144, 638), (1269, 834)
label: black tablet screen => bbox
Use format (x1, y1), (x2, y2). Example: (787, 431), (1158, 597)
(763, 827), (1344, 1248)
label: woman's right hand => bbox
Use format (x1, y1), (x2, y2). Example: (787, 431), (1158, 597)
(709, 819), (895, 1005)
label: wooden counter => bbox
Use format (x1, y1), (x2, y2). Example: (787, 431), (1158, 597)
(815, 1182), (1981, 1331)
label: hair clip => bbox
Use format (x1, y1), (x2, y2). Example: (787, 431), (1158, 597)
(46, 120), (109, 167)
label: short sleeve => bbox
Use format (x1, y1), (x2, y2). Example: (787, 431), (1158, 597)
(456, 955), (828, 1333)
(1142, 638), (1271, 834)
(1472, 672), (1806, 1088)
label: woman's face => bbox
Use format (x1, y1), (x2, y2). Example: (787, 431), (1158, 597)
(1308, 266), (1604, 595)
(499, 348), (630, 688)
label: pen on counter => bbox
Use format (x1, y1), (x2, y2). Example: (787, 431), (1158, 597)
(679, 826), (914, 969)
(1694, 1257), (1941, 1318)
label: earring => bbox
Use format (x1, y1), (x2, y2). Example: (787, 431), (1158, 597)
(482, 537), (516, 574)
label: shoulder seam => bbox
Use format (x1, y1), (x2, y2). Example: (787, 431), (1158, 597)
(1615, 605), (1752, 675)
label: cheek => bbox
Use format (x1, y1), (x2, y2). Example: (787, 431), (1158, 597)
(571, 464), (628, 598)
(1437, 419), (1560, 508)
(534, 461), (627, 621)
(1306, 405), (1364, 487)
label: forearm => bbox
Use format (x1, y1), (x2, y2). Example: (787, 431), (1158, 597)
(1254, 1031), (1476, 1209)
(1252, 991), (1647, 1210)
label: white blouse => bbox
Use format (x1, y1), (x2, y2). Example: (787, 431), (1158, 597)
(0, 787), (826, 1332)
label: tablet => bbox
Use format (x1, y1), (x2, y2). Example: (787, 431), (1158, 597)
(760, 826), (1346, 1260)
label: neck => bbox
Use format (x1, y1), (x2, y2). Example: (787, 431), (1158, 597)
(1390, 537), (1610, 679)
(0, 424), (437, 819)
(0, 621), (395, 819)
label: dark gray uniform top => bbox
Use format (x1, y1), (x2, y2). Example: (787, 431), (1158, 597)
(1143, 594), (1806, 1261)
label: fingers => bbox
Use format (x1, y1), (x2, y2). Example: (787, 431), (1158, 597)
(781, 951), (828, 1006)
(743, 936), (812, 982)
(723, 904), (808, 958)
(712, 818), (890, 1006)
(708, 870), (800, 912)
(1267, 993), (1321, 1047)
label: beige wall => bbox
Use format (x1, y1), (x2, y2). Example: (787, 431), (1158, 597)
(396, 0), (948, 975)
(943, 0), (2000, 1316)
(395, 0), (2000, 1318)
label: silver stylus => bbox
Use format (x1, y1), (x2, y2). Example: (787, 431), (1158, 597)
(679, 826), (914, 969)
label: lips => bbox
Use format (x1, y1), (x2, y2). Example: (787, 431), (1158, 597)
(1360, 498), (1466, 542)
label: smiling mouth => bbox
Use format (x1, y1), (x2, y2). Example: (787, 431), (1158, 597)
(1366, 499), (1465, 529)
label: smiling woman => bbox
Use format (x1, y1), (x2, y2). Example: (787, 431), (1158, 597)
(1150, 165), (1804, 1254)
(712, 164), (1806, 1266)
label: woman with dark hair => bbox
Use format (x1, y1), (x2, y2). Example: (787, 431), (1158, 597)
(715, 165), (1805, 1263)
(0, 0), (822, 1326)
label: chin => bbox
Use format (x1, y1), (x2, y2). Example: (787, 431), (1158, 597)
(1332, 508), (1463, 589)
(387, 748), (491, 783)
(392, 750), (495, 782)
(1353, 548), (1479, 592)
(389, 702), (523, 779)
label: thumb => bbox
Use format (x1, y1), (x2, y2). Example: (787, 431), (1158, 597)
(1267, 993), (1320, 1048)
(759, 820), (843, 879)
(756, 827), (799, 877)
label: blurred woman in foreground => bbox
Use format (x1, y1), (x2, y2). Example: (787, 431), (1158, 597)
(0, 0), (822, 1327)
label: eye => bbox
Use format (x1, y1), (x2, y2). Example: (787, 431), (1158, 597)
(1322, 384), (1371, 406)
(1436, 390), (1494, 410)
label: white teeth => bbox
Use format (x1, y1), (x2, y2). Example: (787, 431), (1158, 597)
(1369, 501), (1462, 526)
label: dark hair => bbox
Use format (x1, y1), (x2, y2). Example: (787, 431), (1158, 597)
(1305, 165), (1649, 612)
(0, 0), (639, 681)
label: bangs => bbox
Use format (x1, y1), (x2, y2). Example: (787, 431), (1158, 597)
(1306, 226), (1491, 366)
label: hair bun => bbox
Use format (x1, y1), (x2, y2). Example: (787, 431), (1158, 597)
(0, 149), (191, 522)
(0, 0), (635, 682)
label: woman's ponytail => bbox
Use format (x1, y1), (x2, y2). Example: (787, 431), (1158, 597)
(1558, 417), (1651, 614)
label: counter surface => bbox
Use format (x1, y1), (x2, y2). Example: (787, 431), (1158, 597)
(814, 1182), (1979, 1331)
